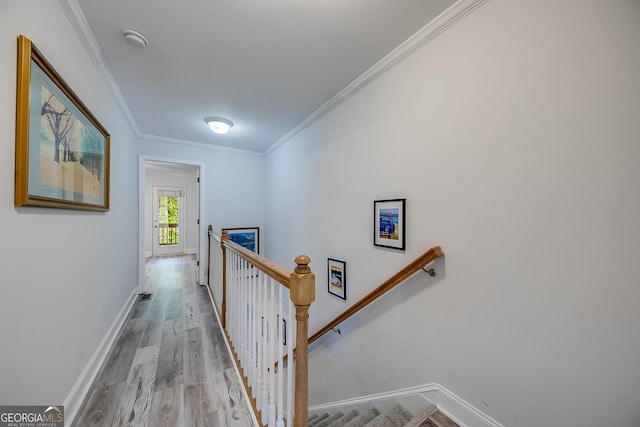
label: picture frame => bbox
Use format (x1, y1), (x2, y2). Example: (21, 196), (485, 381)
(15, 35), (110, 211)
(327, 258), (347, 300)
(373, 198), (406, 250)
(223, 227), (260, 253)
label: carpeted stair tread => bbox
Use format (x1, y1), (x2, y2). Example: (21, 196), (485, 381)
(419, 409), (460, 427)
(314, 411), (345, 427)
(404, 406), (437, 427)
(310, 412), (331, 426)
(366, 404), (413, 427)
(325, 409), (360, 427)
(341, 407), (380, 427)
(310, 403), (459, 427)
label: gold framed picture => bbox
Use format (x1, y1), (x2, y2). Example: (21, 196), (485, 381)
(15, 35), (110, 211)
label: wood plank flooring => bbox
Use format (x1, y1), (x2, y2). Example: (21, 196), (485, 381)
(72, 255), (254, 427)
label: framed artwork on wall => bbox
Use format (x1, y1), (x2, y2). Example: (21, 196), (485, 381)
(373, 198), (406, 250)
(223, 227), (260, 253)
(15, 35), (110, 211)
(328, 258), (346, 300)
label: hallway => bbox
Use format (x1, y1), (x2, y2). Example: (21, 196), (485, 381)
(72, 255), (253, 427)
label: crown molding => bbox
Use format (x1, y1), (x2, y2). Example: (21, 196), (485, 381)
(264, 0), (489, 156)
(58, 0), (140, 135)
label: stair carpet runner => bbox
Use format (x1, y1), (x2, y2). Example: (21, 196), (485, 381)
(308, 404), (459, 427)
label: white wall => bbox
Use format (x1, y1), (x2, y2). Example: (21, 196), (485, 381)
(264, 1), (640, 426)
(0, 0), (139, 407)
(144, 170), (199, 256)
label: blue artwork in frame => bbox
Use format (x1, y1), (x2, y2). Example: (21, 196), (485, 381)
(224, 227), (260, 253)
(373, 199), (406, 250)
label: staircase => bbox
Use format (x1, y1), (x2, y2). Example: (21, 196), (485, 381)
(308, 404), (459, 427)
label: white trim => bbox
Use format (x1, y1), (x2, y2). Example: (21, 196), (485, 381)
(64, 289), (138, 426)
(264, 0), (489, 156)
(428, 384), (504, 427)
(309, 383), (504, 427)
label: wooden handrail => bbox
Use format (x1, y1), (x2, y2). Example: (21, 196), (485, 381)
(308, 246), (443, 346)
(220, 231), (292, 288)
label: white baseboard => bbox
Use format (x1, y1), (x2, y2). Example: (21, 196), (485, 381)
(63, 289), (138, 425)
(309, 383), (504, 427)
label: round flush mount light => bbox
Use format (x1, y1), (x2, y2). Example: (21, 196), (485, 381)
(205, 117), (233, 135)
(122, 29), (149, 48)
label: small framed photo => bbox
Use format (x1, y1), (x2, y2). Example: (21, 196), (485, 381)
(373, 199), (406, 250)
(223, 227), (259, 253)
(327, 258), (346, 300)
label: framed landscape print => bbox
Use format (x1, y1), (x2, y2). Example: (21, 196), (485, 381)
(223, 227), (260, 253)
(15, 35), (110, 211)
(373, 198), (406, 250)
(327, 258), (346, 300)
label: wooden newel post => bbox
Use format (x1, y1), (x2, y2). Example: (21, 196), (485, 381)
(290, 255), (315, 427)
(220, 229), (229, 329)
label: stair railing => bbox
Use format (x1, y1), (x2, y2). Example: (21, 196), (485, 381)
(208, 227), (314, 427)
(274, 245), (443, 374)
(309, 246), (443, 346)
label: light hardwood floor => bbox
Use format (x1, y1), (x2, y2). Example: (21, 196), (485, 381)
(72, 255), (253, 427)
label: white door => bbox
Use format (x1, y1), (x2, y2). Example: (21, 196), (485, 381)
(152, 186), (185, 256)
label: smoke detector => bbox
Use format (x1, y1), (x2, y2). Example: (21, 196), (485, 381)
(122, 29), (149, 48)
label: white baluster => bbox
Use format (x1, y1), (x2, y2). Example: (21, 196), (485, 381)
(268, 277), (276, 427)
(276, 285), (284, 425)
(255, 271), (263, 412)
(250, 266), (258, 396)
(287, 297), (294, 427)
(241, 259), (247, 371)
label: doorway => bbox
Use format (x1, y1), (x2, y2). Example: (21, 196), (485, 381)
(139, 156), (206, 293)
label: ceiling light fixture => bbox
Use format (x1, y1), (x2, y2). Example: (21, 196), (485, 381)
(122, 29), (149, 48)
(205, 117), (233, 135)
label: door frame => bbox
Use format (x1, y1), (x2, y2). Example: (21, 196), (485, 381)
(138, 155), (206, 293)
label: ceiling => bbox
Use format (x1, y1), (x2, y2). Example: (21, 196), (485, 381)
(72, 0), (457, 153)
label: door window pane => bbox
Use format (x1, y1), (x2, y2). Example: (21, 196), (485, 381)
(158, 195), (179, 245)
